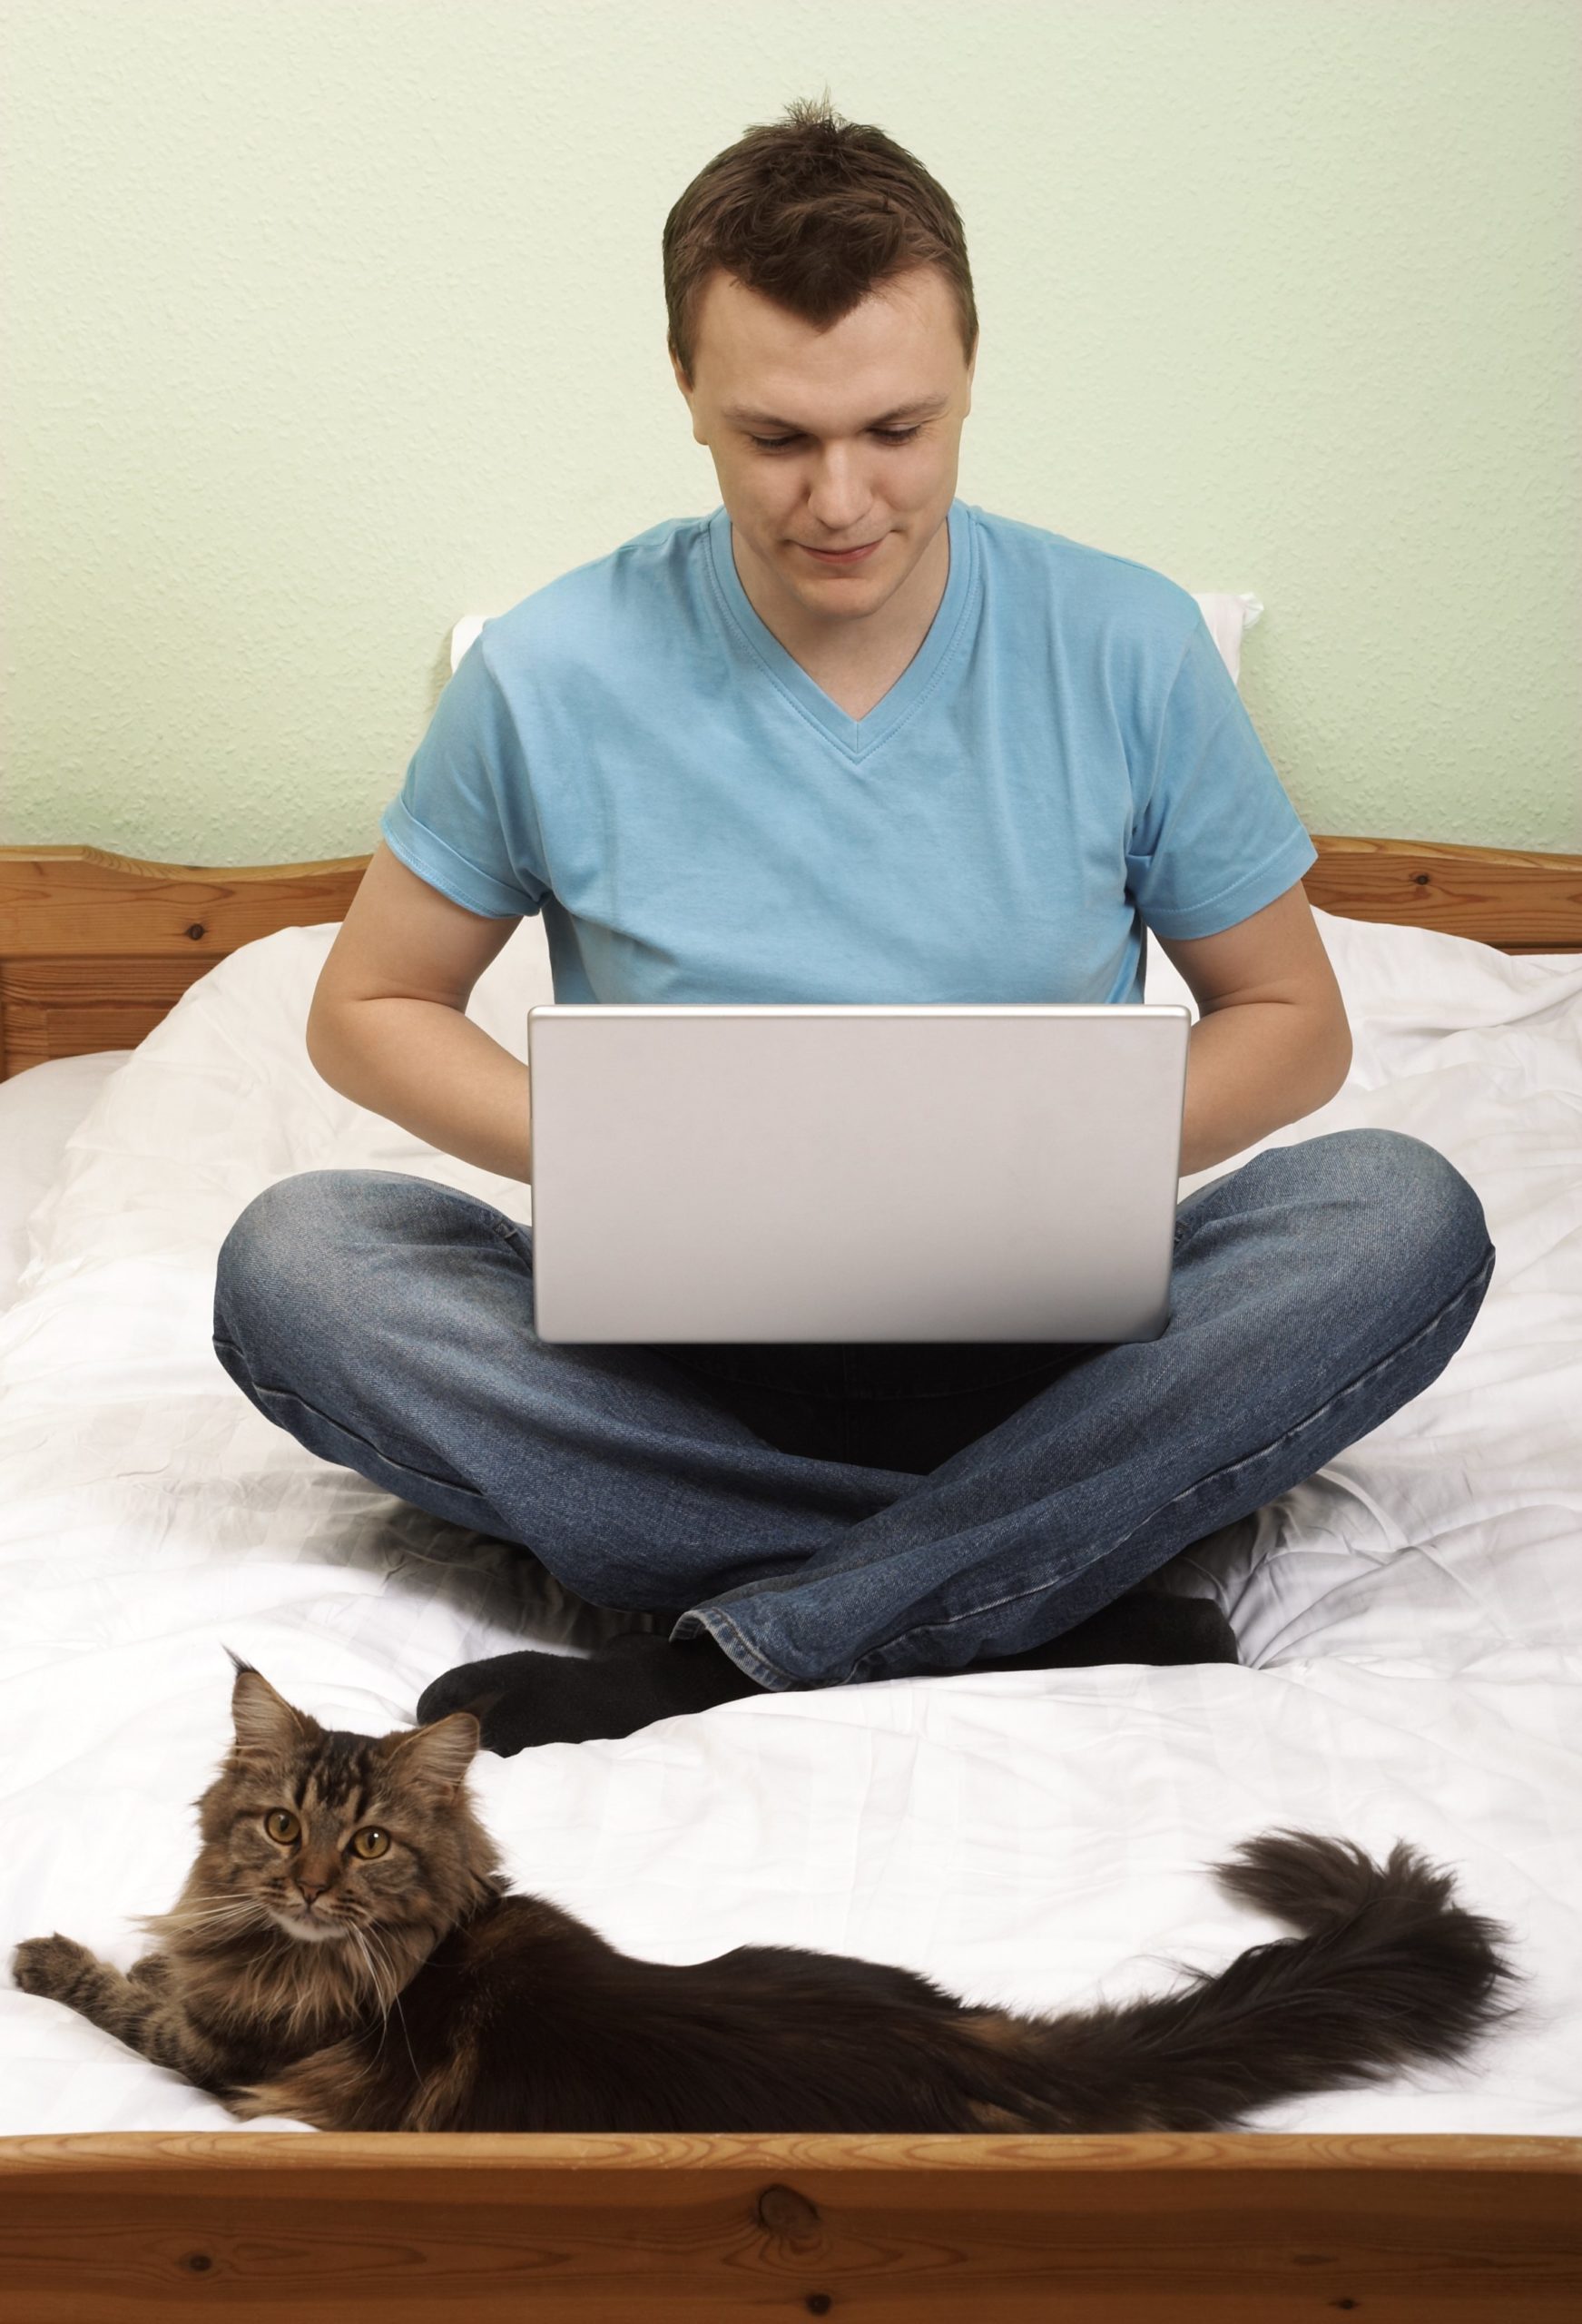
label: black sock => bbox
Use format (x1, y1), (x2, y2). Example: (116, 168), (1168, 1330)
(964, 1590), (1240, 1674)
(416, 1630), (768, 1755)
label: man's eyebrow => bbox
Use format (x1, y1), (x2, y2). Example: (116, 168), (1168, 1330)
(721, 395), (950, 429)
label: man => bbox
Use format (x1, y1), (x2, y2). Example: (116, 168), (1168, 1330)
(212, 100), (1494, 1753)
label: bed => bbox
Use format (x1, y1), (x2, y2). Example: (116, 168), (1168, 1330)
(1, 818), (1579, 2319)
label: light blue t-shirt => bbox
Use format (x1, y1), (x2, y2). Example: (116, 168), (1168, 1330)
(380, 499), (1316, 1006)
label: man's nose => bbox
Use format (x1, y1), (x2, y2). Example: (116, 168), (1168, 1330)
(808, 448), (869, 532)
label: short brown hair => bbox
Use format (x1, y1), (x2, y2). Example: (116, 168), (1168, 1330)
(663, 92), (978, 387)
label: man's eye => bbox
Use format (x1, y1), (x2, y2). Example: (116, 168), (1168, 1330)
(748, 427), (921, 450)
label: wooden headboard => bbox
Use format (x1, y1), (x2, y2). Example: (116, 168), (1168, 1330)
(1, 833), (1579, 1080)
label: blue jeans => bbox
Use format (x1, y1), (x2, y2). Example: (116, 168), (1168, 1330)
(211, 1128), (1493, 1691)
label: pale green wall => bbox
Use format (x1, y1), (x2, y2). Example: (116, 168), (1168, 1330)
(3, 0), (1577, 864)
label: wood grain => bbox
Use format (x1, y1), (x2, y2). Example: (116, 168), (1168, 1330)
(0, 845), (366, 1078)
(1303, 832), (1582, 951)
(0, 2131), (1577, 2322)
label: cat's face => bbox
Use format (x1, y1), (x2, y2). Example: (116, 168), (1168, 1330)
(192, 1664), (491, 1948)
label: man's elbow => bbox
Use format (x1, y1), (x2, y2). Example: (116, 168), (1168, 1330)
(305, 999), (358, 1092)
(1307, 1003), (1353, 1108)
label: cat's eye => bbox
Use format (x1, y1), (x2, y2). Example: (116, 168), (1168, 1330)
(263, 1809), (300, 1844)
(350, 1827), (390, 1860)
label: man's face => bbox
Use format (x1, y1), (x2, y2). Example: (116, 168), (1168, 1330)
(671, 263), (975, 631)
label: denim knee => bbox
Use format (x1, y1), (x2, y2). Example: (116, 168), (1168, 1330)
(212, 1169), (373, 1353)
(1277, 1127), (1493, 1286)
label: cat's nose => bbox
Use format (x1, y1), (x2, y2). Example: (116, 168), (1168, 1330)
(295, 1881), (329, 1905)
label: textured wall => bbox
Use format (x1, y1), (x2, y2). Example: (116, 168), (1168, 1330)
(2, 0), (1577, 865)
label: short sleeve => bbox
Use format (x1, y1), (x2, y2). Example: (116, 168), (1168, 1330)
(1125, 611), (1317, 940)
(378, 636), (550, 920)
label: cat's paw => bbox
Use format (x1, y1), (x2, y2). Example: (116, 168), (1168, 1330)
(12, 1933), (97, 2002)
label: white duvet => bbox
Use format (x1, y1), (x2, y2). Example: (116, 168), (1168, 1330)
(2, 910), (1579, 2135)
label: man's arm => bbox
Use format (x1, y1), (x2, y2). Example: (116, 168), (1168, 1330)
(306, 843), (535, 1185)
(1154, 880), (1351, 1179)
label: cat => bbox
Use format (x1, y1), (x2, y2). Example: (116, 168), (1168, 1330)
(11, 1655), (1517, 2133)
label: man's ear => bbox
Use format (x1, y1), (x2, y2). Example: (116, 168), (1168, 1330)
(669, 349), (710, 448)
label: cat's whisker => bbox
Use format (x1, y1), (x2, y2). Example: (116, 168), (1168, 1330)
(359, 1922), (397, 2004)
(390, 1988), (422, 2091)
(345, 1926), (383, 2053)
(160, 1898), (271, 1939)
(351, 1925), (388, 2014)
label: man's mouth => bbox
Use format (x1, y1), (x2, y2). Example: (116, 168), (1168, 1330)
(801, 539), (882, 566)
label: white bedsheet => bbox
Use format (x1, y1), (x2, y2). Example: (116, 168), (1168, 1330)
(2, 911), (1579, 2134)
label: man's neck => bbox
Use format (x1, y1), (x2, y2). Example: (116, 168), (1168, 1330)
(732, 517), (951, 700)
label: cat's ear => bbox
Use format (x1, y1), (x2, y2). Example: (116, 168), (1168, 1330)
(380, 1712), (480, 1800)
(228, 1659), (311, 1761)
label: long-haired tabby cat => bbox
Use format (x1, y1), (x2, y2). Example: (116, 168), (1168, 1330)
(11, 1657), (1517, 2132)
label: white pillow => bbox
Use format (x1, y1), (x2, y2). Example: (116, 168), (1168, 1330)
(1190, 591), (1263, 685)
(0, 1054), (132, 1308)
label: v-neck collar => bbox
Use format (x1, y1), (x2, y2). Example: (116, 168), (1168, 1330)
(705, 499), (973, 758)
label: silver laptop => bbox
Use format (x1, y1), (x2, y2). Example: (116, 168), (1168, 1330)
(526, 1004), (1191, 1344)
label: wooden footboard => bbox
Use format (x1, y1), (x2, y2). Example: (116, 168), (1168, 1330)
(0, 832), (1579, 1079)
(0, 2128), (1577, 2321)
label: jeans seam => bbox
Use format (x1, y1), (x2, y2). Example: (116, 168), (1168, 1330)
(840, 1238), (1496, 1682)
(683, 1609), (801, 1692)
(212, 1339), (489, 1499)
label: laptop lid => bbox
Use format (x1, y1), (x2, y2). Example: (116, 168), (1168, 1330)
(526, 1005), (1191, 1344)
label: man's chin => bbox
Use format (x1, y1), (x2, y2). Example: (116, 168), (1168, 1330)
(784, 546), (902, 610)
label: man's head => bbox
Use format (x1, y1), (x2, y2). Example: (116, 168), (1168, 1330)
(663, 94), (978, 632)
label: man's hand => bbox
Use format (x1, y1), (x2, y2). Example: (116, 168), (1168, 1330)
(1155, 881), (1352, 1180)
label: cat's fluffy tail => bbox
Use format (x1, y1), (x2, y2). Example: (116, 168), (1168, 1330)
(1025, 1830), (1518, 2132)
